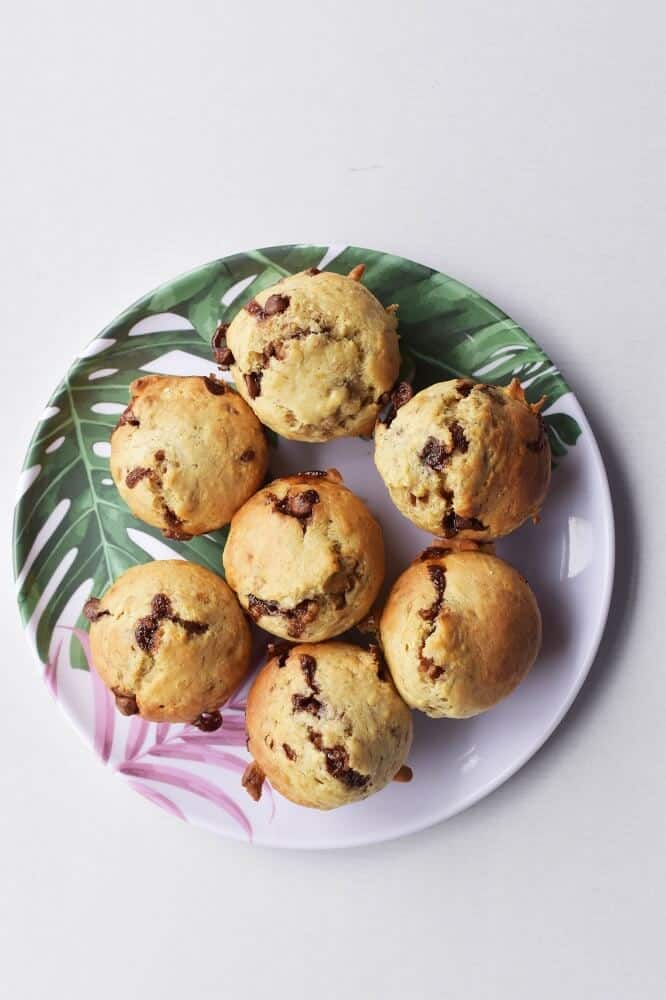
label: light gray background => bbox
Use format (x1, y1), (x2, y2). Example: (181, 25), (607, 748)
(1, 2), (664, 997)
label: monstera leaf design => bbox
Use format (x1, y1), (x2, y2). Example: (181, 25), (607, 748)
(15, 243), (581, 652)
(14, 244), (581, 666)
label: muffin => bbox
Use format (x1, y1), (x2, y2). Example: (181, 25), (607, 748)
(242, 641), (413, 810)
(222, 470), (385, 642)
(84, 560), (252, 725)
(380, 545), (542, 718)
(111, 374), (268, 539)
(217, 265), (400, 441)
(374, 378), (551, 540)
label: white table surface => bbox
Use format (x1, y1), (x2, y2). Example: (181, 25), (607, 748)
(1, 2), (664, 997)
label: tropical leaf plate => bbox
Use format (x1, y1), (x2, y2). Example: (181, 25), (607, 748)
(12, 244), (614, 848)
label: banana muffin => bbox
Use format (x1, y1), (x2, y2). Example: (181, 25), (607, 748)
(380, 545), (542, 718)
(374, 378), (551, 540)
(242, 641), (413, 810)
(111, 374), (268, 539)
(84, 560), (252, 725)
(218, 265), (400, 441)
(222, 470), (385, 642)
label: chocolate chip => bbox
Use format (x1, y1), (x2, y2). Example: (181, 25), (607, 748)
(283, 743), (297, 761)
(175, 618), (209, 636)
(247, 595), (319, 637)
(266, 641), (292, 667)
(125, 467), (152, 489)
(244, 372), (262, 399)
(297, 469), (327, 478)
(162, 506), (191, 540)
(151, 593), (172, 619)
(457, 381), (474, 397)
(245, 294), (290, 321)
(378, 380), (414, 428)
(275, 489), (319, 523)
(330, 593), (346, 610)
(241, 761), (265, 801)
(263, 293), (290, 317)
(442, 511), (487, 538)
(193, 710), (223, 732)
(245, 299), (263, 317)
(247, 595), (281, 622)
(449, 421), (469, 453)
(112, 688), (139, 716)
(306, 267), (321, 275)
(307, 729), (369, 789)
(393, 765), (413, 783)
(420, 437), (448, 471)
(83, 597), (110, 623)
(204, 375), (226, 395)
(135, 615), (161, 653)
(212, 322), (229, 350)
(216, 347), (235, 368)
(239, 449), (255, 463)
(429, 666), (444, 680)
(291, 693), (322, 717)
(116, 404), (140, 429)
(154, 450), (165, 462)
(300, 654), (318, 693)
(419, 546), (446, 562)
(419, 565), (447, 621)
(369, 643), (389, 681)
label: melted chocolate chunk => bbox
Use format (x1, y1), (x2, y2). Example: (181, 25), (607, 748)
(283, 743), (297, 761)
(163, 506), (191, 540)
(393, 765), (413, 783)
(369, 643), (389, 681)
(117, 404), (139, 428)
(419, 546), (446, 562)
(307, 730), (369, 788)
(291, 693), (322, 716)
(457, 381), (474, 397)
(378, 380), (414, 428)
(239, 448), (255, 463)
(125, 467), (152, 489)
(245, 294), (290, 320)
(241, 761), (265, 801)
(306, 267), (321, 275)
(134, 615), (161, 653)
(247, 595), (319, 637)
(112, 688), (139, 716)
(244, 371), (262, 399)
(449, 421), (469, 453)
(154, 450), (165, 462)
(134, 592), (208, 654)
(266, 641), (292, 667)
(211, 322), (230, 363)
(204, 375), (226, 395)
(420, 437), (448, 471)
(83, 597), (110, 623)
(263, 293), (290, 316)
(151, 593), (172, 618)
(442, 511), (487, 538)
(275, 489), (320, 523)
(193, 710), (222, 732)
(300, 654), (318, 692)
(419, 565), (447, 621)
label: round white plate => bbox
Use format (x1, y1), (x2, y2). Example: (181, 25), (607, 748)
(13, 244), (614, 848)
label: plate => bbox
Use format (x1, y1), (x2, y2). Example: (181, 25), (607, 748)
(13, 244), (614, 848)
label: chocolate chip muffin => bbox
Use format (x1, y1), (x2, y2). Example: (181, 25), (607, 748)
(242, 641), (413, 810)
(380, 545), (542, 718)
(222, 470), (385, 642)
(374, 378), (551, 540)
(217, 266), (400, 441)
(111, 374), (268, 539)
(84, 560), (252, 724)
